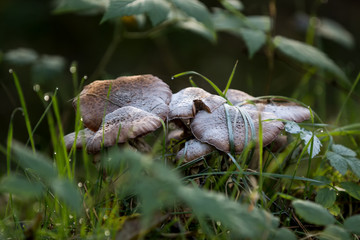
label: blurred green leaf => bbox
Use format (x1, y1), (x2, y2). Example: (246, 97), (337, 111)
(54, 0), (107, 13)
(171, 0), (213, 30)
(12, 142), (58, 181)
(273, 36), (349, 86)
(315, 188), (336, 208)
(343, 215), (360, 234)
(238, 28), (266, 58)
(31, 55), (66, 84)
(340, 182), (360, 200)
(51, 178), (83, 214)
(0, 175), (44, 198)
(332, 144), (356, 157)
(292, 200), (335, 225)
(222, 0), (244, 11)
(317, 18), (355, 49)
(273, 227), (297, 240)
(247, 16), (271, 32)
(284, 121), (301, 134)
(319, 225), (351, 240)
(176, 18), (216, 43)
(102, 0), (171, 26)
(327, 151), (348, 175)
(4, 48), (38, 66)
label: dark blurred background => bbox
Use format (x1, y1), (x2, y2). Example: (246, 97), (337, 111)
(1, 0), (359, 153)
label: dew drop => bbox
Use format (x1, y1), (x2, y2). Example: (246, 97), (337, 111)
(171, 76), (175, 80)
(103, 214), (108, 220)
(79, 218), (84, 224)
(78, 182), (83, 188)
(69, 214), (73, 219)
(44, 94), (50, 101)
(9, 69), (13, 74)
(80, 117), (83, 122)
(69, 158), (72, 162)
(69, 66), (77, 74)
(53, 152), (57, 155)
(104, 229), (110, 237)
(33, 84), (40, 92)
(83, 75), (88, 80)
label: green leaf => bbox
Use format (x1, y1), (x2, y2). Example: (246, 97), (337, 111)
(247, 16), (271, 32)
(171, 0), (213, 29)
(315, 188), (336, 208)
(273, 36), (349, 86)
(4, 48), (38, 66)
(340, 182), (360, 200)
(284, 121), (301, 134)
(292, 200), (335, 225)
(222, 0), (244, 11)
(176, 18), (216, 43)
(318, 18), (355, 49)
(51, 178), (83, 214)
(102, 0), (171, 26)
(300, 130), (322, 158)
(0, 175), (44, 198)
(344, 215), (360, 234)
(319, 225), (351, 240)
(12, 142), (58, 181)
(345, 157), (360, 178)
(273, 227), (297, 240)
(331, 144), (357, 157)
(238, 28), (266, 58)
(54, 0), (107, 13)
(326, 151), (348, 175)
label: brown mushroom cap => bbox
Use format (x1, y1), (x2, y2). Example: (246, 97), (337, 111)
(190, 104), (284, 153)
(225, 89), (255, 105)
(75, 74), (172, 131)
(64, 128), (95, 151)
(86, 106), (162, 153)
(168, 87), (226, 120)
(176, 139), (215, 162)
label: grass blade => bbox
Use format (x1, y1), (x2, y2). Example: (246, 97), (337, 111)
(223, 60), (238, 96)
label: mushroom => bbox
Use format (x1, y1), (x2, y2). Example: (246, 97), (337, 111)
(190, 104), (284, 153)
(64, 128), (95, 151)
(225, 89), (255, 104)
(176, 139), (215, 162)
(75, 74), (171, 131)
(168, 87), (226, 121)
(64, 74), (172, 153)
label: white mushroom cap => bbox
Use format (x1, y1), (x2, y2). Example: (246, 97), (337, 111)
(64, 128), (95, 151)
(75, 74), (172, 131)
(190, 104), (284, 153)
(225, 89), (255, 105)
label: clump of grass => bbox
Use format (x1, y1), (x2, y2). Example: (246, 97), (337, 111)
(1, 67), (360, 240)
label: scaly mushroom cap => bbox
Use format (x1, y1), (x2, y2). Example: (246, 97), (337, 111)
(225, 89), (255, 105)
(75, 74), (172, 131)
(168, 87), (226, 120)
(190, 104), (284, 153)
(225, 89), (310, 123)
(86, 106), (162, 153)
(64, 128), (95, 151)
(176, 139), (215, 162)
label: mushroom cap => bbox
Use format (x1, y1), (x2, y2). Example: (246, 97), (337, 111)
(74, 74), (172, 131)
(190, 104), (284, 153)
(86, 106), (162, 153)
(225, 89), (255, 105)
(168, 87), (226, 120)
(176, 139), (215, 162)
(242, 101), (310, 123)
(63, 128), (95, 151)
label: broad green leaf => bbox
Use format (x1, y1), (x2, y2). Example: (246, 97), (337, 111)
(12, 142), (58, 181)
(4, 48), (38, 66)
(212, 8), (244, 31)
(292, 200), (335, 225)
(345, 157), (360, 178)
(171, 0), (213, 29)
(247, 16), (271, 32)
(326, 151), (348, 175)
(300, 130), (322, 158)
(273, 36), (349, 86)
(51, 178), (83, 214)
(54, 0), (108, 13)
(273, 227), (297, 240)
(238, 28), (266, 58)
(331, 144), (356, 157)
(223, 0), (243, 10)
(319, 225), (351, 240)
(0, 175), (44, 198)
(340, 182), (360, 200)
(176, 18), (216, 43)
(102, 0), (171, 26)
(318, 18), (355, 49)
(344, 215), (360, 234)
(284, 121), (301, 134)
(315, 188), (336, 208)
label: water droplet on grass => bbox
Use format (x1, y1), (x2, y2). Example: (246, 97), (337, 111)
(104, 229), (110, 236)
(9, 69), (13, 74)
(84, 75), (88, 80)
(44, 94), (50, 101)
(78, 182), (83, 188)
(33, 84), (40, 92)
(70, 66), (77, 74)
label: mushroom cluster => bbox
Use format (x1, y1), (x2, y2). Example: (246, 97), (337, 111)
(64, 75), (311, 162)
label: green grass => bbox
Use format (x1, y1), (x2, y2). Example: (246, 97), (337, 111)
(1, 67), (360, 239)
